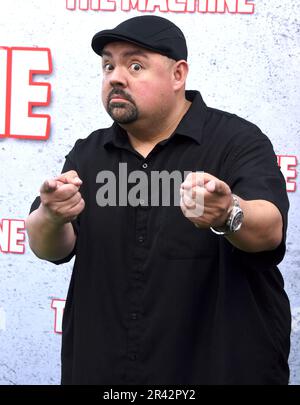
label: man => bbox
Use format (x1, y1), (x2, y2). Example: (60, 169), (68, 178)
(26, 15), (290, 385)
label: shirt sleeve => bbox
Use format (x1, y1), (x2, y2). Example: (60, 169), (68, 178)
(224, 129), (289, 268)
(28, 147), (80, 265)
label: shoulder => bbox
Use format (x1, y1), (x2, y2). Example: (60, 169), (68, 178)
(72, 127), (112, 151)
(65, 126), (114, 161)
(204, 106), (272, 148)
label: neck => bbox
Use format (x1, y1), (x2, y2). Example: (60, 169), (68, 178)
(120, 97), (192, 157)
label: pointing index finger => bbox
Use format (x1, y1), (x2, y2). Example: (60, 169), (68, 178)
(205, 179), (229, 195)
(40, 179), (57, 193)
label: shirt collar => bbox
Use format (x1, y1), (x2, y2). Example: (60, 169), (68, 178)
(174, 90), (207, 145)
(102, 122), (129, 149)
(103, 90), (207, 148)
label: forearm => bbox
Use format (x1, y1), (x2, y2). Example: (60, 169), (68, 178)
(25, 204), (76, 261)
(225, 198), (283, 253)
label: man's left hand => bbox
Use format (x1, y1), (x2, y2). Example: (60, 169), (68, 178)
(180, 172), (232, 229)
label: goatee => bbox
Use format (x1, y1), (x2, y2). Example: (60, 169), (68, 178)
(108, 102), (139, 124)
(107, 88), (139, 124)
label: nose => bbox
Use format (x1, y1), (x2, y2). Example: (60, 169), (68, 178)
(108, 66), (127, 88)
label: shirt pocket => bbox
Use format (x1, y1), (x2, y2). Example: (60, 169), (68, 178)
(158, 205), (219, 260)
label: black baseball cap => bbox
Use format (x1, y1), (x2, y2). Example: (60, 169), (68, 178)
(91, 15), (188, 61)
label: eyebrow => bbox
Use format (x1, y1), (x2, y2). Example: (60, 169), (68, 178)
(102, 49), (150, 59)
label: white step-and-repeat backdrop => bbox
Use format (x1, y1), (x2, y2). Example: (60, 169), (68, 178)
(0, 0), (299, 384)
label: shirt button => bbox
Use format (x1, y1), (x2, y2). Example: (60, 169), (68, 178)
(142, 163), (148, 169)
(138, 236), (144, 243)
(131, 313), (138, 320)
(140, 199), (145, 205)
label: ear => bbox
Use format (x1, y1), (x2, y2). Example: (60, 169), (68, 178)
(172, 60), (189, 91)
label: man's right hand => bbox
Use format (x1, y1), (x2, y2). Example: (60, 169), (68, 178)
(40, 170), (85, 225)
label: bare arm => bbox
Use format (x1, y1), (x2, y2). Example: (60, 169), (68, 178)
(225, 198), (282, 253)
(180, 172), (283, 253)
(26, 204), (77, 261)
(26, 171), (85, 262)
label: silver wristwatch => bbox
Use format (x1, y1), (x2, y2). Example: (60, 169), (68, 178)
(210, 194), (244, 235)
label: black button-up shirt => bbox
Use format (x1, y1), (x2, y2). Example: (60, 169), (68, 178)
(30, 91), (290, 385)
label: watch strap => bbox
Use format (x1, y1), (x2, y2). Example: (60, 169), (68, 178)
(210, 194), (242, 235)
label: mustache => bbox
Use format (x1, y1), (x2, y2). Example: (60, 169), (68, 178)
(108, 88), (135, 105)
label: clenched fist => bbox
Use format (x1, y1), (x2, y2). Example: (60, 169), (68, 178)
(40, 170), (85, 225)
(180, 172), (232, 229)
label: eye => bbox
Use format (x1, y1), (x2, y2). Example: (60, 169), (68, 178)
(103, 63), (114, 72)
(130, 63), (142, 72)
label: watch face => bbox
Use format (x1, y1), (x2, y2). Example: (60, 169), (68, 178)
(231, 211), (244, 231)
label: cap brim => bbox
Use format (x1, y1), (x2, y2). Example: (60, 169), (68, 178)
(91, 31), (168, 58)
